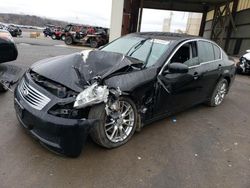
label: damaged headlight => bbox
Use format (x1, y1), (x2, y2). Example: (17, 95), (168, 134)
(73, 83), (109, 109)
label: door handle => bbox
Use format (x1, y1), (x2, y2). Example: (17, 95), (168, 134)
(193, 72), (199, 80)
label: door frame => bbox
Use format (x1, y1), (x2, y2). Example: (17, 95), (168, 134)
(159, 38), (223, 78)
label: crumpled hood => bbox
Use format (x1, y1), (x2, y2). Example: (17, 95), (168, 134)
(31, 50), (142, 92)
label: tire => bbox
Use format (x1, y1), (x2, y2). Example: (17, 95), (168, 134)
(51, 34), (56, 40)
(236, 66), (243, 74)
(61, 35), (65, 41)
(206, 79), (228, 107)
(0, 83), (8, 92)
(90, 39), (98, 48)
(65, 36), (73, 45)
(89, 96), (138, 148)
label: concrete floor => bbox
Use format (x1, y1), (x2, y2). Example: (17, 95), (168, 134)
(0, 36), (250, 188)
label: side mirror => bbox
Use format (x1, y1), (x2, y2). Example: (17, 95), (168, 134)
(246, 49), (250, 53)
(166, 62), (188, 74)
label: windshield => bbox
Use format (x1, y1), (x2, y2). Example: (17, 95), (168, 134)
(101, 36), (171, 67)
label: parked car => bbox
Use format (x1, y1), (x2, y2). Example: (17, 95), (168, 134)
(50, 27), (64, 40)
(14, 32), (235, 157)
(0, 24), (8, 30)
(0, 29), (18, 91)
(236, 49), (250, 74)
(43, 26), (53, 37)
(64, 24), (108, 48)
(7, 25), (22, 37)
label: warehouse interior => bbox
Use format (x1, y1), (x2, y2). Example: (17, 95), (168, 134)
(110, 0), (250, 56)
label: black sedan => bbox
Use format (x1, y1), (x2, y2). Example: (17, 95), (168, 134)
(0, 29), (18, 91)
(7, 25), (22, 37)
(14, 32), (236, 157)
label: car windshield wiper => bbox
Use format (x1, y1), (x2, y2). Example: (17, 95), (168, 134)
(143, 39), (155, 68)
(125, 37), (151, 57)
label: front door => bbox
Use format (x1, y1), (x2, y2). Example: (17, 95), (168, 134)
(155, 41), (204, 116)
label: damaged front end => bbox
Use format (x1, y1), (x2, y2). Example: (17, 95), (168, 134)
(0, 64), (22, 92)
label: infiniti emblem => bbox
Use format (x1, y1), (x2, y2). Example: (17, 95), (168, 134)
(23, 88), (29, 96)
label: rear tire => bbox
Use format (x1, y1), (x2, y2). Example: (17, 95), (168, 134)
(51, 34), (56, 40)
(206, 79), (228, 107)
(89, 97), (138, 148)
(61, 35), (65, 41)
(65, 36), (73, 45)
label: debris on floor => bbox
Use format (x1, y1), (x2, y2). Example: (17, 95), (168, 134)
(172, 117), (177, 123)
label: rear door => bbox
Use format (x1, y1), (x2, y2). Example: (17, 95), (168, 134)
(197, 40), (223, 100)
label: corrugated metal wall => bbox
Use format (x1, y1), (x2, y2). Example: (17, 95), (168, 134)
(237, 0), (250, 11)
(206, 0), (250, 21)
(203, 0), (250, 55)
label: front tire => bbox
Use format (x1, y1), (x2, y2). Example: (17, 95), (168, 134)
(90, 39), (98, 48)
(89, 97), (138, 148)
(206, 79), (228, 107)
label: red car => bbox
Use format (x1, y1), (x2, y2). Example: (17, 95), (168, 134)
(51, 27), (64, 40)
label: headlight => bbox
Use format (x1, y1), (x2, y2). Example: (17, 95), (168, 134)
(73, 83), (109, 109)
(241, 57), (247, 64)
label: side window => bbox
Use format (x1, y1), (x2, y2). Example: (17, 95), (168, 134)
(213, 44), (221, 60)
(197, 41), (215, 62)
(170, 41), (199, 67)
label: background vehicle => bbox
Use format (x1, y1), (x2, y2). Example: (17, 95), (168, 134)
(7, 25), (22, 37)
(236, 49), (250, 74)
(50, 27), (64, 40)
(14, 33), (235, 157)
(43, 25), (65, 40)
(64, 24), (109, 48)
(43, 26), (53, 37)
(0, 29), (18, 92)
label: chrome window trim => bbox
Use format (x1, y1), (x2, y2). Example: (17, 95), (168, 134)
(159, 38), (223, 75)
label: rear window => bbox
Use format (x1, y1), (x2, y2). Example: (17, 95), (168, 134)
(198, 41), (215, 62)
(213, 45), (221, 60)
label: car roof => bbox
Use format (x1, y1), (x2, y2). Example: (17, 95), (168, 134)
(128, 32), (201, 42)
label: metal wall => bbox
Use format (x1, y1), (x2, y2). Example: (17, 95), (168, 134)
(204, 7), (250, 56)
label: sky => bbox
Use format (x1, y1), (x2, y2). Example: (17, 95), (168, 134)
(0, 0), (195, 32)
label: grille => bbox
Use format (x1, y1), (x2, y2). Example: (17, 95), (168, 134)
(19, 79), (51, 110)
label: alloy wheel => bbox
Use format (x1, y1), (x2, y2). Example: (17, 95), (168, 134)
(105, 100), (135, 143)
(214, 82), (227, 105)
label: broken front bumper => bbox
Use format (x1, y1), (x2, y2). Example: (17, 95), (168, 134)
(14, 76), (97, 157)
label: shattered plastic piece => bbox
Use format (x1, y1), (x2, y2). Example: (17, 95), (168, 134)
(172, 118), (177, 123)
(194, 154), (198, 157)
(141, 107), (147, 114)
(137, 156), (142, 160)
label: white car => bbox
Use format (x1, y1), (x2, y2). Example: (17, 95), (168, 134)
(237, 49), (250, 74)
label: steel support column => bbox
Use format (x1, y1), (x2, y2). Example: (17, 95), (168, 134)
(224, 0), (239, 52)
(199, 7), (208, 36)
